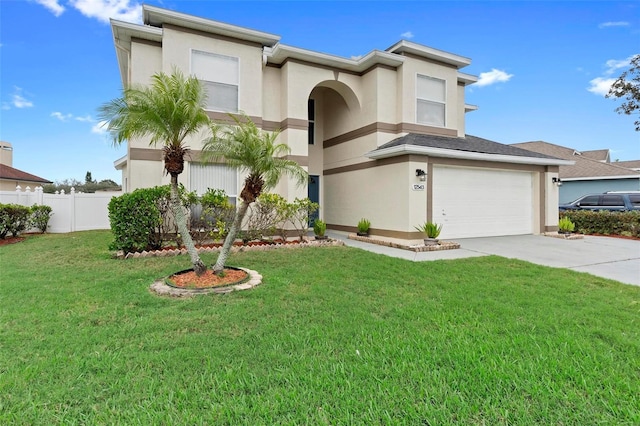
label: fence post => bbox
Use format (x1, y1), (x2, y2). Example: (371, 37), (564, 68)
(36, 186), (44, 205)
(70, 187), (76, 232)
(15, 185), (22, 205)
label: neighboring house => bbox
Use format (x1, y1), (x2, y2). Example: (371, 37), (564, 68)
(110, 5), (569, 240)
(512, 141), (640, 204)
(0, 141), (52, 191)
(614, 160), (640, 172)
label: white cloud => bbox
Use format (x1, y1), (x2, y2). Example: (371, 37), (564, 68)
(34, 0), (65, 17)
(587, 77), (615, 96)
(604, 56), (634, 75)
(587, 55), (635, 96)
(401, 31), (414, 39)
(11, 88), (34, 108)
(69, 0), (142, 24)
(75, 115), (93, 122)
(91, 120), (108, 135)
(598, 21), (630, 29)
(351, 55), (363, 61)
(475, 69), (513, 87)
(51, 111), (73, 121)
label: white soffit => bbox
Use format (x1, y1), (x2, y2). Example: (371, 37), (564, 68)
(264, 44), (405, 72)
(366, 145), (575, 166)
(143, 5), (280, 46)
(562, 175), (640, 181)
(387, 40), (471, 68)
(114, 155), (127, 170)
(458, 72), (478, 85)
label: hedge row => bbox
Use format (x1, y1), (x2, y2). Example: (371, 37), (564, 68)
(560, 210), (640, 238)
(108, 186), (319, 254)
(0, 204), (53, 239)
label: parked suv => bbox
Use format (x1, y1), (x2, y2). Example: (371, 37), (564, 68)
(559, 192), (640, 212)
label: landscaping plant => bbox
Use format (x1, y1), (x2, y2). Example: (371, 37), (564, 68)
(357, 218), (371, 235)
(29, 204), (53, 233)
(99, 70), (211, 275)
(313, 218), (327, 237)
(415, 221), (443, 239)
(558, 216), (575, 234)
(201, 114), (308, 274)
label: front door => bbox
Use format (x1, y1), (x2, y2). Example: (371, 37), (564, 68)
(308, 175), (320, 226)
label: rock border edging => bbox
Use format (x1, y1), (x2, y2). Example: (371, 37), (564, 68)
(150, 267), (262, 297)
(348, 234), (460, 252)
(118, 238), (345, 259)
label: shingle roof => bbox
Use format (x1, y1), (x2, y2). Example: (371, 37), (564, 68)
(511, 141), (640, 179)
(615, 160), (640, 170)
(580, 149), (610, 162)
(0, 164), (52, 184)
(378, 133), (560, 160)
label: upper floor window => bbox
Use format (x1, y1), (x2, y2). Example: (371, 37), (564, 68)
(416, 75), (445, 127)
(308, 99), (315, 145)
(191, 50), (239, 113)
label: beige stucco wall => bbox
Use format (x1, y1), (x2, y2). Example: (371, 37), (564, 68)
(0, 180), (43, 191)
(398, 58), (461, 134)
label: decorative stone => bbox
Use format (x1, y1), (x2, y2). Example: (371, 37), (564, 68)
(149, 267), (263, 297)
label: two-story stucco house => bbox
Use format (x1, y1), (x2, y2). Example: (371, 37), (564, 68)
(110, 5), (569, 240)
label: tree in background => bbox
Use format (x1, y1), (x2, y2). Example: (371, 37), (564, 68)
(202, 115), (308, 275)
(85, 171), (94, 184)
(42, 178), (121, 194)
(607, 54), (640, 131)
(98, 70), (211, 276)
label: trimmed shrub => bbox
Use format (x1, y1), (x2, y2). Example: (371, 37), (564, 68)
(108, 186), (173, 253)
(30, 205), (53, 233)
(0, 204), (31, 238)
(561, 210), (640, 238)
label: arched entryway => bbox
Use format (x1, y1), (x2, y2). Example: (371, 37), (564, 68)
(306, 81), (361, 225)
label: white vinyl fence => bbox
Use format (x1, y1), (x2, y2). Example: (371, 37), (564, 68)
(0, 186), (122, 233)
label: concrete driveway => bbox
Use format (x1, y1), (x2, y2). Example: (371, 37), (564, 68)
(455, 235), (640, 287)
(330, 232), (640, 287)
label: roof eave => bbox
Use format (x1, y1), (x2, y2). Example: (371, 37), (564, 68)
(386, 40), (471, 68)
(111, 19), (163, 86)
(561, 175), (640, 181)
(264, 44), (405, 72)
(366, 145), (575, 166)
(114, 155), (127, 170)
(143, 4), (280, 46)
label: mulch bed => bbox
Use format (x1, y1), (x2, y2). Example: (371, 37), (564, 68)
(0, 236), (26, 247)
(167, 268), (249, 289)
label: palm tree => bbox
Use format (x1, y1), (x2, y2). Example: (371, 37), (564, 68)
(202, 114), (308, 274)
(98, 70), (209, 275)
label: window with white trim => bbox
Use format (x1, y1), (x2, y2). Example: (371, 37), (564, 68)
(190, 163), (238, 204)
(416, 75), (445, 127)
(191, 50), (239, 113)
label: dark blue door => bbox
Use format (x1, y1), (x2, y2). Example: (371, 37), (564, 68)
(308, 175), (320, 226)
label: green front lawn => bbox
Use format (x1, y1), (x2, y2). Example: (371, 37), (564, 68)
(1, 231), (638, 424)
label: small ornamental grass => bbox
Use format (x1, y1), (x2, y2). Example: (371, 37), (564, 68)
(1, 230), (639, 424)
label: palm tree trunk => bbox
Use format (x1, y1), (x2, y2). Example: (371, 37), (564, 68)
(170, 175), (206, 276)
(213, 199), (251, 275)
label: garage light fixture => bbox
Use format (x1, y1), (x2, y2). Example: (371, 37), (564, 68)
(552, 177), (562, 186)
(415, 169), (427, 181)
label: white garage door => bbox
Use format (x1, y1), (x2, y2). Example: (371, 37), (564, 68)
(432, 166), (533, 239)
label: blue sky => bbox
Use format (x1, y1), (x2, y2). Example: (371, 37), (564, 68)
(1, 0), (638, 184)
